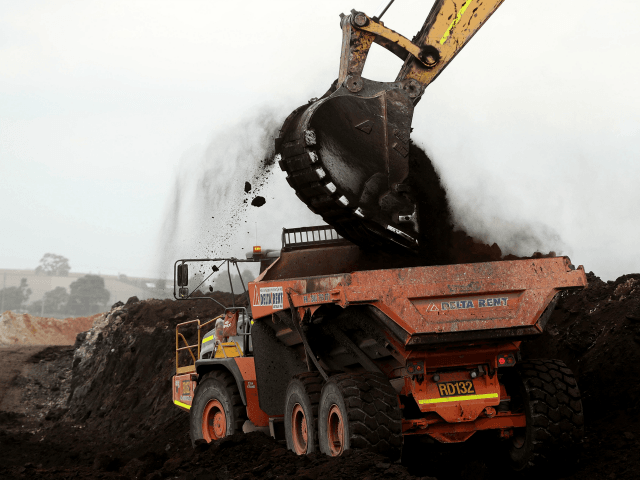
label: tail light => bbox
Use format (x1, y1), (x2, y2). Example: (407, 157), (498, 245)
(497, 353), (516, 367)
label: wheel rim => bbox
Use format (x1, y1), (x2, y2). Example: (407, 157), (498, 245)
(291, 403), (308, 454)
(327, 404), (344, 456)
(202, 399), (226, 442)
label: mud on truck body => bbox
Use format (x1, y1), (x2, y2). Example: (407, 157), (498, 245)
(171, 225), (587, 470)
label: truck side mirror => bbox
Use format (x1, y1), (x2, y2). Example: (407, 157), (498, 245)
(177, 263), (189, 287)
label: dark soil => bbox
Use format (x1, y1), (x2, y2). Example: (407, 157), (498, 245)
(1, 273), (639, 479)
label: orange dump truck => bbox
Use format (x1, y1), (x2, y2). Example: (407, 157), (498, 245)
(172, 225), (587, 470)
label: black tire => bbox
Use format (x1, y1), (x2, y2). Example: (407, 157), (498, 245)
(284, 372), (324, 455)
(507, 359), (584, 471)
(318, 372), (402, 460)
(189, 370), (247, 447)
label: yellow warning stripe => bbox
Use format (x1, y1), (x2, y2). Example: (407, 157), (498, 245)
(174, 400), (191, 410)
(440, 0), (473, 45)
(419, 393), (499, 405)
(202, 335), (214, 343)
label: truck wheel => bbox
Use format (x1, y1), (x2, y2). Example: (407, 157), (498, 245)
(190, 370), (246, 446)
(508, 359), (584, 471)
(284, 372), (324, 455)
(318, 372), (402, 460)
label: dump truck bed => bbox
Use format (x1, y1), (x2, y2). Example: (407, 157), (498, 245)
(250, 255), (586, 345)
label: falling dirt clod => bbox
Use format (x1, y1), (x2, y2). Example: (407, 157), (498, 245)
(250, 196), (266, 207)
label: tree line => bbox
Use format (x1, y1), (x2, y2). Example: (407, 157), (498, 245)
(0, 274), (110, 316)
(0, 253), (176, 316)
(0, 254), (109, 316)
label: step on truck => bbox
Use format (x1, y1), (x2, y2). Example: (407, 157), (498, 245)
(171, 225), (587, 470)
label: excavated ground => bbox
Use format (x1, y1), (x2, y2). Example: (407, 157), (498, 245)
(0, 312), (99, 345)
(0, 273), (639, 480)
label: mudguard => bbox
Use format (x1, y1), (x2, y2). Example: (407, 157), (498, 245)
(195, 358), (247, 405)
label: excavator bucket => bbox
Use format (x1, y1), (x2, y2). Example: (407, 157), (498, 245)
(276, 81), (418, 251)
(276, 1), (505, 252)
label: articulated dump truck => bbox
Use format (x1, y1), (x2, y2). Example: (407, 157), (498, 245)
(172, 225), (587, 471)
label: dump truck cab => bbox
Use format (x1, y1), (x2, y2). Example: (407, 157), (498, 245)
(171, 254), (276, 440)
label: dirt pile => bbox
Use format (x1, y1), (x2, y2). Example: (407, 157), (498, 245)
(0, 345), (57, 410)
(0, 311), (99, 345)
(0, 273), (639, 479)
(520, 272), (640, 479)
(0, 346), (75, 422)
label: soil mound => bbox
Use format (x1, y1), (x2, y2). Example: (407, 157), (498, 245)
(0, 274), (638, 479)
(0, 311), (99, 345)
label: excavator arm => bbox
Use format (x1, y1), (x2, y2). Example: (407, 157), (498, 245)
(276, 0), (505, 253)
(342, 0), (505, 95)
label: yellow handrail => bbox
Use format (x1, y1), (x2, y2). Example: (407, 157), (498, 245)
(175, 319), (201, 374)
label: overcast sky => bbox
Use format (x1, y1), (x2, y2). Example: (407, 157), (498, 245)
(1, 0), (638, 282)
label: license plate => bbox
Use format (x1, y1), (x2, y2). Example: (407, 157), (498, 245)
(437, 380), (476, 397)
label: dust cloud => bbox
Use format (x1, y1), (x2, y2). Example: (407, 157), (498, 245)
(412, 139), (568, 260)
(446, 188), (567, 258)
(156, 108), (280, 278)
(155, 106), (323, 283)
